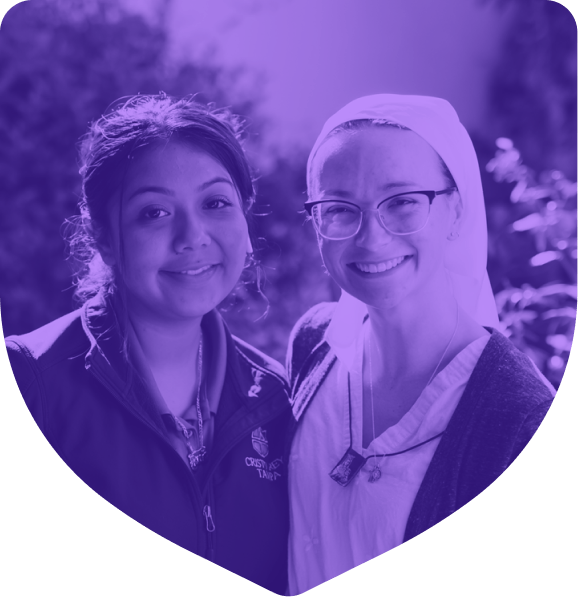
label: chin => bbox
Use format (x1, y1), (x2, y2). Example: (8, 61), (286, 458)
(170, 302), (219, 321)
(341, 279), (411, 311)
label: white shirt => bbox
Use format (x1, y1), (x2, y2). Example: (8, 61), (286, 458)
(288, 324), (490, 594)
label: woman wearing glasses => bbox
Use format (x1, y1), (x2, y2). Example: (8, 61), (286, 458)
(286, 94), (554, 594)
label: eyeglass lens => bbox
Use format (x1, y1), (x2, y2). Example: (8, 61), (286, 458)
(312, 193), (431, 239)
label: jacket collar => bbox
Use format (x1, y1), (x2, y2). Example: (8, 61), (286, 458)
(222, 326), (284, 410)
(81, 294), (131, 392)
(80, 294), (282, 417)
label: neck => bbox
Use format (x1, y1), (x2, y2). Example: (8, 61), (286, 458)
(366, 278), (458, 383)
(128, 310), (204, 372)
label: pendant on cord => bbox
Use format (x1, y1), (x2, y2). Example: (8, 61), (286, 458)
(329, 448), (366, 487)
(368, 465), (381, 483)
(188, 446), (207, 470)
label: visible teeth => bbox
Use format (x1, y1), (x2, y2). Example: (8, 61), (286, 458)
(355, 256), (407, 273)
(179, 265), (213, 275)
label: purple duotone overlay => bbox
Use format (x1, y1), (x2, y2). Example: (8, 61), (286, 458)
(1, 0), (576, 597)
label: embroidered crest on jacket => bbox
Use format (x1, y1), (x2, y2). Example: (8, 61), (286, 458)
(251, 427), (269, 458)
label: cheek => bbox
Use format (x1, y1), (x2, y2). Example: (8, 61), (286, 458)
(412, 227), (447, 271)
(319, 239), (346, 274)
(220, 217), (250, 264)
(115, 227), (167, 288)
(124, 229), (158, 262)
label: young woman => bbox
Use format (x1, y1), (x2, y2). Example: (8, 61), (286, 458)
(6, 94), (291, 594)
(286, 94), (555, 594)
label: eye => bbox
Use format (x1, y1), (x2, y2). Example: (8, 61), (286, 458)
(204, 196), (235, 210)
(324, 203), (356, 215)
(389, 196), (418, 207)
(141, 206), (170, 220)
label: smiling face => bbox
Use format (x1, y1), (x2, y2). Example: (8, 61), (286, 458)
(310, 126), (462, 310)
(100, 139), (250, 326)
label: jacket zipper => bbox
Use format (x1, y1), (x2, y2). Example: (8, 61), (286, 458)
(87, 357), (208, 554)
(196, 401), (290, 564)
(203, 486), (216, 562)
(203, 504), (216, 533)
(90, 353), (290, 562)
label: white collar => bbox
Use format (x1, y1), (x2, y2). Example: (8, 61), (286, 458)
(324, 291), (368, 371)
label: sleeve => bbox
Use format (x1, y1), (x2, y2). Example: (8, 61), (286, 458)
(511, 398), (554, 462)
(5, 339), (46, 432)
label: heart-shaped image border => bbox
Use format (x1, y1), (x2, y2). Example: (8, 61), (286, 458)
(0, 2), (578, 598)
(0, 322), (578, 600)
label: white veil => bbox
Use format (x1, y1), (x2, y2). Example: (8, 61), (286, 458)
(306, 94), (500, 359)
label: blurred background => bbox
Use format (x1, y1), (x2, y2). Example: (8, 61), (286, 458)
(0, 0), (576, 387)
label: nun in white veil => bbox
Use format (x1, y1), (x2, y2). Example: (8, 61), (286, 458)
(285, 94), (554, 595)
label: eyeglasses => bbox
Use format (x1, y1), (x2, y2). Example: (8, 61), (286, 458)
(304, 188), (456, 240)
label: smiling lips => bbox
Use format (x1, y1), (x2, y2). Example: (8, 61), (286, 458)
(164, 264), (218, 276)
(178, 265), (215, 275)
(353, 255), (411, 273)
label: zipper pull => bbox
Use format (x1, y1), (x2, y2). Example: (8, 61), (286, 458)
(203, 505), (216, 532)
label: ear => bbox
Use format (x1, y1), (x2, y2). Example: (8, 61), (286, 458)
(96, 233), (117, 267)
(447, 190), (464, 239)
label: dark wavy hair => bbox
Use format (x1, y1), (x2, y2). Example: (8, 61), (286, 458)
(66, 93), (256, 305)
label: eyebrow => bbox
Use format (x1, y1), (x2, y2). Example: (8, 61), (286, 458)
(127, 177), (234, 202)
(127, 186), (175, 202)
(198, 176), (235, 191)
(320, 182), (417, 198)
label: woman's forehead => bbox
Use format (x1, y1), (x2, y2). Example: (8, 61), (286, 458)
(128, 139), (228, 174)
(121, 140), (235, 194)
(106, 139), (242, 212)
(311, 126), (447, 195)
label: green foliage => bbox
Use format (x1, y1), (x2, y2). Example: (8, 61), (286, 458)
(486, 0), (576, 179)
(487, 139), (577, 387)
(478, 0), (576, 389)
(1, 0), (575, 385)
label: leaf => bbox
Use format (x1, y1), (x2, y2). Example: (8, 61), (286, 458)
(512, 213), (544, 231)
(510, 180), (527, 203)
(542, 308), (577, 320)
(546, 335), (573, 352)
(537, 284), (577, 299)
(496, 137), (514, 150)
(530, 251), (560, 267)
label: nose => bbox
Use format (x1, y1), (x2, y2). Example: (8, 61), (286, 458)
(173, 211), (211, 252)
(354, 209), (394, 249)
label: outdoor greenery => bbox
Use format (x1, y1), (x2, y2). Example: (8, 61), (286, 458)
(486, 139), (576, 387)
(0, 0), (575, 387)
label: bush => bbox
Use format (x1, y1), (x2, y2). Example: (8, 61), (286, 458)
(486, 138), (577, 388)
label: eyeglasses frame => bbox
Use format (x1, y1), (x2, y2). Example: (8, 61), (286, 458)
(304, 187), (457, 240)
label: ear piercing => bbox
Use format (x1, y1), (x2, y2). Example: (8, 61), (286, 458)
(448, 231), (460, 240)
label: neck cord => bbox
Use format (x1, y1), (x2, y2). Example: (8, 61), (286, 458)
(366, 301), (460, 483)
(173, 334), (207, 470)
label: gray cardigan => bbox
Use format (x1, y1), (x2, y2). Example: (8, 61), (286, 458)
(285, 303), (554, 542)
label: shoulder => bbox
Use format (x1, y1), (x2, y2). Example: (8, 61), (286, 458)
(289, 302), (337, 340)
(460, 329), (555, 458)
(475, 329), (555, 406)
(5, 309), (91, 432)
(5, 308), (89, 371)
(287, 302), (336, 358)
(232, 335), (288, 389)
(286, 302), (337, 393)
